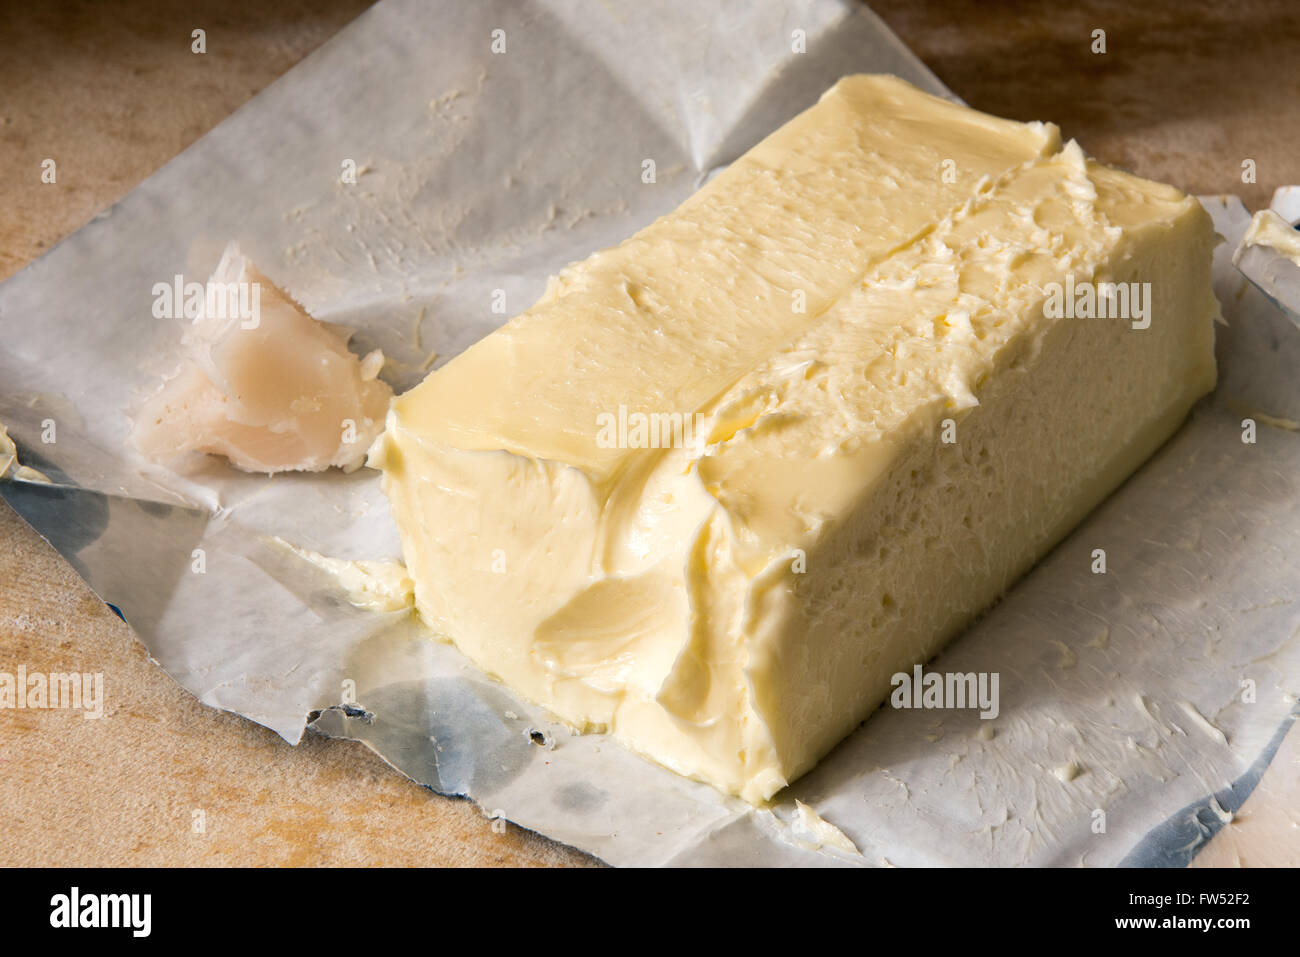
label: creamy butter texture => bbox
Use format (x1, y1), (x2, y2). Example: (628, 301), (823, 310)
(371, 75), (1218, 802)
(1238, 208), (1300, 267)
(272, 537), (414, 613)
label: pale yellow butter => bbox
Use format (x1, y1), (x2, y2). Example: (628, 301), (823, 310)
(371, 75), (1218, 802)
(1237, 208), (1300, 267)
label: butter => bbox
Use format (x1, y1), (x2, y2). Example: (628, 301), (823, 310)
(1237, 208), (1300, 267)
(130, 243), (392, 475)
(1230, 208), (1300, 323)
(0, 424), (52, 484)
(789, 800), (861, 856)
(272, 537), (414, 613)
(372, 75), (1218, 802)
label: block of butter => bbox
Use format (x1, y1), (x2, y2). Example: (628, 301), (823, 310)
(371, 75), (1218, 803)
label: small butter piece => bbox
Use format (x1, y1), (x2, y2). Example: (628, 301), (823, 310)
(13, 465), (52, 484)
(273, 538), (414, 613)
(131, 242), (392, 474)
(790, 800), (861, 856)
(0, 424), (52, 484)
(1237, 208), (1300, 267)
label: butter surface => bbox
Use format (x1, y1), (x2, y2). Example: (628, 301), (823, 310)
(1238, 208), (1300, 266)
(272, 537), (414, 613)
(373, 75), (1218, 802)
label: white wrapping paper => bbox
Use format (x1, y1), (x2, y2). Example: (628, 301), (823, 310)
(2, 0), (1297, 866)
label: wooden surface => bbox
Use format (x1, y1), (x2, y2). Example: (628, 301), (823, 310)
(2, 0), (1297, 867)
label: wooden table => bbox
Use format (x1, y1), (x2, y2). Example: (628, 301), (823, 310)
(2, 0), (1296, 867)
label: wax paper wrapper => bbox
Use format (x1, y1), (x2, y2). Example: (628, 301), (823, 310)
(2, 0), (1298, 867)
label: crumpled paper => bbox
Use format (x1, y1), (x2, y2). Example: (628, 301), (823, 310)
(2, 0), (1297, 866)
